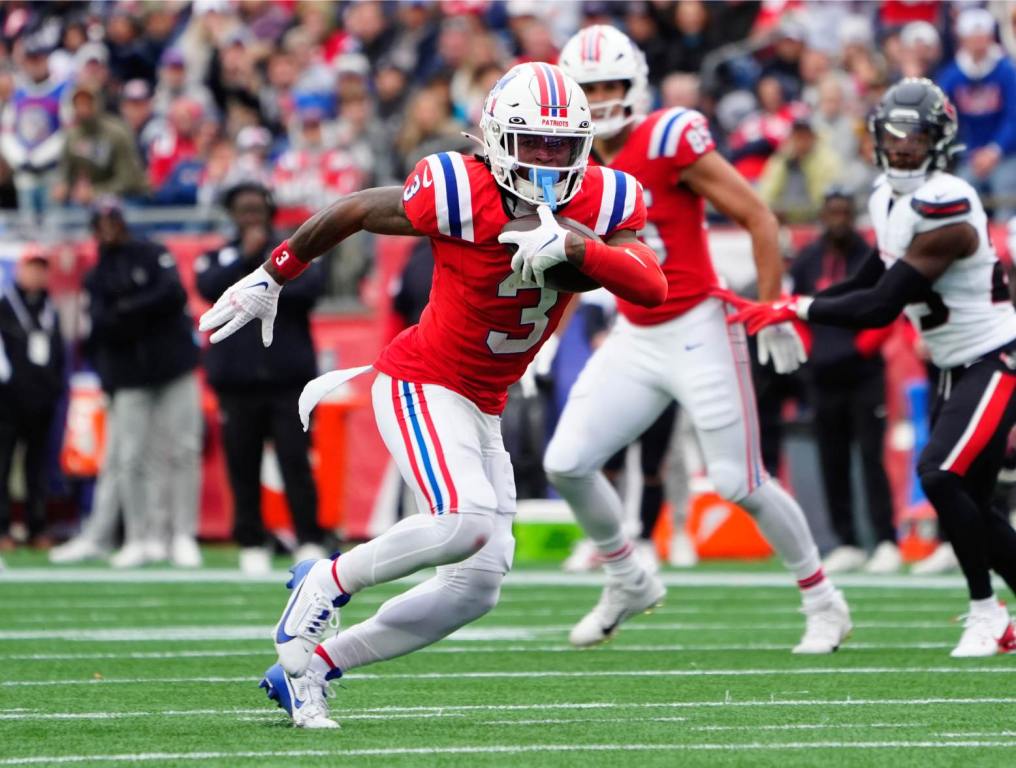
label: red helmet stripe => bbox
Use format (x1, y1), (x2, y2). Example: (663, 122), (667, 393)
(549, 64), (569, 118)
(532, 62), (550, 116)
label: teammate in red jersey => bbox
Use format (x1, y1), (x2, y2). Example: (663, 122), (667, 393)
(199, 62), (666, 728)
(550, 26), (852, 652)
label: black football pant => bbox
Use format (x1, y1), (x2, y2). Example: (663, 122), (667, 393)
(812, 373), (896, 548)
(0, 406), (55, 539)
(917, 345), (1016, 600)
(217, 389), (325, 548)
(604, 401), (678, 540)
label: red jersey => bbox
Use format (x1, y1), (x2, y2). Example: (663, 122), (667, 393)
(374, 152), (646, 414)
(601, 107), (719, 326)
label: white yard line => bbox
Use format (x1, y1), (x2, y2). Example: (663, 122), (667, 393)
(2, 741), (1016, 765)
(0, 567), (980, 590)
(3, 698), (1015, 718)
(0, 620), (969, 642)
(0, 640), (955, 661)
(4, 667), (1016, 687)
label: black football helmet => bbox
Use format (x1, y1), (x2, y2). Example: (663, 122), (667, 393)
(869, 78), (959, 193)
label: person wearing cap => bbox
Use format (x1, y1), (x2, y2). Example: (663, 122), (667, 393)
(152, 48), (216, 121)
(194, 182), (328, 574)
(0, 245), (66, 550)
(73, 42), (111, 97)
(119, 79), (164, 163)
(788, 188), (899, 574)
(937, 7), (1016, 220)
(758, 114), (843, 223)
(54, 84), (147, 206)
(0, 35), (71, 228)
(899, 20), (942, 78)
(83, 200), (202, 568)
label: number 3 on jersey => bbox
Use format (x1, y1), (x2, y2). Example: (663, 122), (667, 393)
(486, 272), (560, 355)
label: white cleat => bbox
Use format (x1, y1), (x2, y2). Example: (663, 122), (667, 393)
(821, 546), (867, 574)
(109, 541), (150, 569)
(667, 530), (698, 568)
(239, 547), (272, 575)
(274, 557), (349, 676)
(793, 589), (852, 654)
(562, 538), (601, 573)
(170, 535), (202, 568)
(569, 571), (666, 648)
(260, 663), (340, 728)
(49, 537), (108, 565)
(864, 541), (902, 574)
(912, 542), (959, 575)
(951, 603), (1016, 658)
(294, 542), (328, 563)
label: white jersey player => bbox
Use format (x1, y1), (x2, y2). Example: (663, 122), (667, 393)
(550, 25), (852, 653)
(729, 78), (1016, 657)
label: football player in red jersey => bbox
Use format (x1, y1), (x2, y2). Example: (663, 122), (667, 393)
(199, 62), (666, 728)
(551, 26), (851, 652)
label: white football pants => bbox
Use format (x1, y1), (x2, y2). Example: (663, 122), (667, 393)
(545, 298), (820, 579)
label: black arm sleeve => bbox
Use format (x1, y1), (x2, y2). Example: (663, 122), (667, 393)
(813, 248), (886, 298)
(808, 259), (931, 329)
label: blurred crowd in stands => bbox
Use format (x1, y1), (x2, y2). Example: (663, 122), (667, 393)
(3, 0), (1016, 572)
(2, 0), (1016, 230)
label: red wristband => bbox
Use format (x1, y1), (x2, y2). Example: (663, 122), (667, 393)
(270, 240), (309, 281)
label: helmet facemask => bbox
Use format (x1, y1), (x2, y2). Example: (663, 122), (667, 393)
(480, 63), (594, 209)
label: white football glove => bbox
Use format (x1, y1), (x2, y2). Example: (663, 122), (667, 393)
(497, 205), (570, 287)
(756, 322), (808, 375)
(198, 265), (282, 346)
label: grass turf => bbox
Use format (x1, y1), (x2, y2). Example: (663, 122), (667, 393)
(1, 548), (1015, 767)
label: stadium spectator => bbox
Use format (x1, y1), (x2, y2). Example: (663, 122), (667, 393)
(0, 245), (65, 551)
(208, 30), (265, 137)
(84, 198), (201, 568)
(195, 182), (328, 575)
(660, 72), (702, 109)
(53, 84), (147, 206)
(119, 79), (164, 164)
(393, 81), (470, 180)
(151, 47), (215, 121)
(760, 17), (807, 101)
(938, 8), (1016, 221)
(147, 97), (203, 191)
(222, 124), (273, 189)
(789, 188), (899, 574)
(758, 115), (842, 223)
(73, 42), (112, 99)
(898, 21), (942, 79)
(0, 34), (68, 228)
(726, 74), (802, 183)
(258, 49), (300, 138)
(811, 75), (860, 163)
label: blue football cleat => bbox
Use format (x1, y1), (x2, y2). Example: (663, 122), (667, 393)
(260, 662), (340, 728)
(273, 554), (351, 676)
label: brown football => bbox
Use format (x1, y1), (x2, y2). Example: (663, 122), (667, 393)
(500, 214), (603, 293)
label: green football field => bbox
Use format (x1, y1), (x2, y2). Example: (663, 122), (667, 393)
(2, 549), (1015, 767)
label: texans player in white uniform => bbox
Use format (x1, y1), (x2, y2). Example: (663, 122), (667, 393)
(549, 26), (852, 654)
(728, 78), (1016, 657)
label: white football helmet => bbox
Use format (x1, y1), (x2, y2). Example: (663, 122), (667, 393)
(558, 25), (650, 139)
(480, 63), (594, 209)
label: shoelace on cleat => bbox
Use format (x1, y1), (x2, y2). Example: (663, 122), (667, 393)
(300, 594), (337, 641)
(298, 670), (334, 720)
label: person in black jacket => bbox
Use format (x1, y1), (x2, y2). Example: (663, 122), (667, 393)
(85, 198), (202, 568)
(789, 187), (899, 575)
(195, 182), (327, 575)
(0, 245), (66, 549)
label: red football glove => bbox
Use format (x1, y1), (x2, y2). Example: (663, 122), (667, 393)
(714, 289), (807, 336)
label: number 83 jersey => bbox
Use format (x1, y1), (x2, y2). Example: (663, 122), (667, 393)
(374, 151), (646, 415)
(870, 171), (1016, 369)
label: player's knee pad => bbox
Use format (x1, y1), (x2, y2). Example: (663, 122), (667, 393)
(431, 512), (495, 563)
(918, 468), (960, 506)
(543, 432), (598, 480)
(706, 459), (751, 503)
(438, 566), (504, 620)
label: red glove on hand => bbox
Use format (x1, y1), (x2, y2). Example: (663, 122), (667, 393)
(712, 289), (808, 335)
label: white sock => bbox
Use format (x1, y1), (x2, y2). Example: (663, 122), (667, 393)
(739, 480), (823, 582)
(311, 566), (503, 674)
(970, 595), (999, 615)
